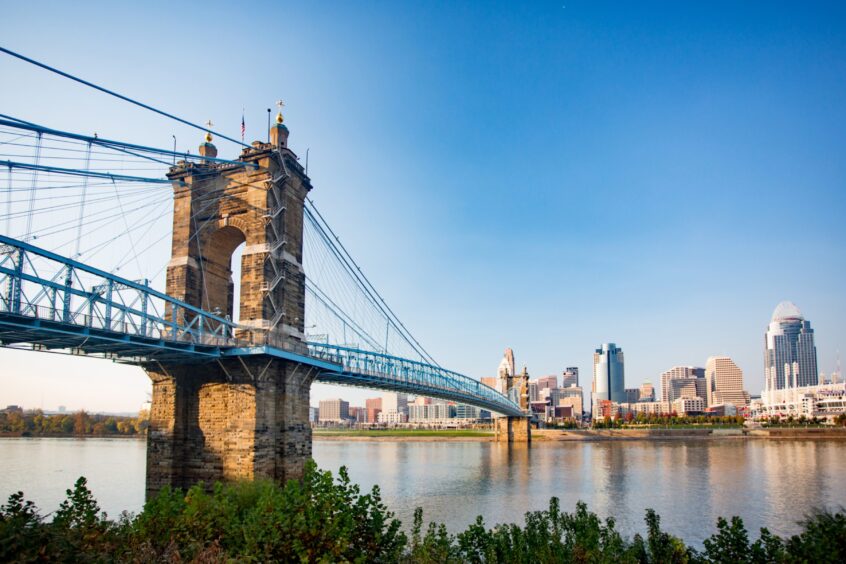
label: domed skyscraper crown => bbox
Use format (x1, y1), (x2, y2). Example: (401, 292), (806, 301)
(771, 301), (803, 322)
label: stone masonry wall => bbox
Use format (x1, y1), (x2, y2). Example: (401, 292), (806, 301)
(145, 356), (316, 498)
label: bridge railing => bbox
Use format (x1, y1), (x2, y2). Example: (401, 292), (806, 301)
(306, 342), (525, 417)
(0, 235), (251, 350)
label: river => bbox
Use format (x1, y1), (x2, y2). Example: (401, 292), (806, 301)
(1, 437), (844, 545)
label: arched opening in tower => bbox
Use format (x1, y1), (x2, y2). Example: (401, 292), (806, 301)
(200, 225), (246, 321)
(230, 241), (246, 322)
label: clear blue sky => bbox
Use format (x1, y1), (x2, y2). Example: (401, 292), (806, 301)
(1, 0), (845, 411)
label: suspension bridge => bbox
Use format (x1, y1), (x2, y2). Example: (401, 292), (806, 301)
(0, 47), (529, 495)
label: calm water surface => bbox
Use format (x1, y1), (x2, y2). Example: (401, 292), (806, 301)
(1, 437), (844, 545)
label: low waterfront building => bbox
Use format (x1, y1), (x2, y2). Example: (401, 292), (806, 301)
(752, 382), (846, 421)
(454, 404), (490, 420)
(547, 405), (574, 421)
(377, 410), (408, 424)
(704, 403), (737, 417)
(672, 397), (706, 416)
(620, 401), (672, 416)
(595, 399), (621, 420)
(408, 402), (454, 422)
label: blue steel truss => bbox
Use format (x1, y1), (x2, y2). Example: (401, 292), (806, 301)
(306, 343), (524, 417)
(0, 235), (525, 416)
(0, 234), (249, 362)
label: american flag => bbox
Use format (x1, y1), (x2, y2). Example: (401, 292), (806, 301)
(241, 111), (245, 142)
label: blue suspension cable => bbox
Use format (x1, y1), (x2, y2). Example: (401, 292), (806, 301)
(73, 142), (92, 256)
(0, 46), (250, 148)
(23, 133), (42, 239)
(4, 163), (10, 234)
(1, 160), (174, 184)
(0, 117), (256, 169)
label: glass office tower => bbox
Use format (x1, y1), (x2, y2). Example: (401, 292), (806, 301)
(764, 301), (818, 391)
(593, 343), (625, 408)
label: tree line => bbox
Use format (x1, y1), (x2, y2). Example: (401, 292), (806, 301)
(593, 413), (746, 428)
(0, 409), (148, 437)
(1, 463), (844, 562)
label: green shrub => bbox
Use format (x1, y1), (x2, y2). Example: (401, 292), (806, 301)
(2, 465), (845, 562)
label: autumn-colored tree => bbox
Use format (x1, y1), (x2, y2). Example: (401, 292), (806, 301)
(73, 411), (89, 435)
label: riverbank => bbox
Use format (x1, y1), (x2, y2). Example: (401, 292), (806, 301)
(312, 427), (846, 441)
(313, 429), (494, 441)
(0, 432), (145, 439)
(535, 427), (846, 441)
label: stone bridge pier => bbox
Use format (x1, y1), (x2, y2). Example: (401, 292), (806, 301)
(494, 416), (532, 442)
(145, 357), (317, 498)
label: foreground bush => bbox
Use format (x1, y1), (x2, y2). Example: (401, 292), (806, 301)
(1, 462), (844, 563)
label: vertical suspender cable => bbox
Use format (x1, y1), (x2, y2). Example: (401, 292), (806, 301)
(110, 178), (144, 276)
(73, 141), (92, 257)
(4, 163), (10, 235)
(23, 132), (42, 240)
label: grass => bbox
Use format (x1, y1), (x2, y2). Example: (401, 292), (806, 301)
(312, 428), (494, 437)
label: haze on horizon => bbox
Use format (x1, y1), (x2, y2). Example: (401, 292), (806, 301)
(1, 0), (844, 412)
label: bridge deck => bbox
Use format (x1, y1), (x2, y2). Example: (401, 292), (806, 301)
(0, 235), (525, 417)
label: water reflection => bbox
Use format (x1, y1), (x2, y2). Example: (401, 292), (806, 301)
(314, 439), (846, 544)
(1, 437), (844, 546)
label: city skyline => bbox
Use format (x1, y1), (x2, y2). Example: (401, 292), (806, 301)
(1, 1), (845, 412)
(0, 297), (839, 412)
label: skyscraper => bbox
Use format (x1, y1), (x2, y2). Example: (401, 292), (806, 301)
(318, 399), (349, 422)
(382, 392), (408, 416)
(660, 366), (705, 403)
(497, 348), (515, 379)
(562, 367), (579, 388)
(480, 377), (498, 389)
(496, 348), (516, 395)
(536, 375), (558, 391)
(764, 301), (818, 391)
(593, 343), (625, 410)
(365, 397), (382, 422)
(639, 381), (655, 402)
(705, 356), (750, 407)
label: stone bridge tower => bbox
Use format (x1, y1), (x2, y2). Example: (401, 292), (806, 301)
(144, 112), (318, 498)
(495, 366), (532, 442)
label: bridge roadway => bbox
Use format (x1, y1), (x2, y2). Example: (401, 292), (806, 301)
(0, 234), (524, 417)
